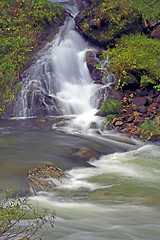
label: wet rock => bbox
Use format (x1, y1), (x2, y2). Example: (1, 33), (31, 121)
(157, 111), (160, 116)
(107, 89), (124, 101)
(138, 106), (147, 114)
(132, 96), (146, 107)
(91, 68), (102, 82)
(127, 115), (135, 123)
(19, 238), (31, 240)
(131, 104), (138, 111)
(73, 149), (99, 162)
(151, 24), (160, 39)
(148, 133), (160, 142)
(148, 102), (159, 111)
(148, 89), (158, 98)
(156, 95), (160, 103)
(123, 97), (128, 104)
(86, 50), (103, 83)
(28, 165), (66, 194)
(90, 122), (97, 129)
(102, 73), (115, 84)
(114, 120), (123, 126)
(146, 96), (153, 105)
(148, 19), (160, 30)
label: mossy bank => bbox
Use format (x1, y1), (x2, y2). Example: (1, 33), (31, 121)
(0, 0), (65, 116)
(82, 0), (160, 141)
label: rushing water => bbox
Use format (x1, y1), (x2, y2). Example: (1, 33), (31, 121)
(1, 0), (160, 239)
(0, 120), (160, 240)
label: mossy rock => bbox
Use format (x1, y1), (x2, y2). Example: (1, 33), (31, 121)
(28, 165), (66, 194)
(101, 99), (122, 117)
(75, 0), (143, 46)
(139, 117), (160, 141)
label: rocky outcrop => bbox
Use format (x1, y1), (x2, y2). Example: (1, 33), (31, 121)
(86, 50), (103, 84)
(144, 19), (160, 39)
(75, 3), (143, 47)
(28, 165), (66, 194)
(107, 89), (160, 141)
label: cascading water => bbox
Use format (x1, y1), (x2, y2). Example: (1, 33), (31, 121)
(2, 1), (160, 240)
(14, 6), (104, 131)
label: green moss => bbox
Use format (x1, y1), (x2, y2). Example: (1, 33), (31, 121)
(106, 114), (117, 122)
(101, 99), (122, 116)
(102, 33), (160, 89)
(139, 117), (160, 140)
(0, 0), (64, 115)
(76, 0), (142, 46)
(131, 0), (160, 20)
(81, 23), (90, 32)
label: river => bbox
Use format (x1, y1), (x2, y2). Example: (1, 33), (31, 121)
(1, 0), (160, 239)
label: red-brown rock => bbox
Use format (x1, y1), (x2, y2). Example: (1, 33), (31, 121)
(138, 106), (147, 113)
(151, 24), (160, 39)
(132, 97), (146, 106)
(115, 121), (123, 126)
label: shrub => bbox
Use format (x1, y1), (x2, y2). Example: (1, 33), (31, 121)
(0, 190), (55, 240)
(101, 99), (122, 116)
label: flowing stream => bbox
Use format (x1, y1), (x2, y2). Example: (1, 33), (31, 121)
(1, 0), (160, 239)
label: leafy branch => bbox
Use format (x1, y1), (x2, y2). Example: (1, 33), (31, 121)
(0, 190), (55, 240)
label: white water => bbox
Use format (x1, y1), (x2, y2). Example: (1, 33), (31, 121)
(10, 1), (160, 239)
(30, 143), (160, 240)
(14, 16), (103, 131)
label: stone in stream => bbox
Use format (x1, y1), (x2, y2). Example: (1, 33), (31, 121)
(28, 165), (66, 194)
(73, 149), (99, 162)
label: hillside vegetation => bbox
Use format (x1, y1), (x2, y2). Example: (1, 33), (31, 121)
(0, 0), (64, 114)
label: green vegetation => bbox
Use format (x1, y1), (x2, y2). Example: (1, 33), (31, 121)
(0, 190), (54, 240)
(101, 99), (122, 116)
(81, 23), (90, 32)
(139, 117), (160, 140)
(131, 0), (160, 20)
(76, 0), (142, 45)
(0, 0), (64, 115)
(101, 33), (160, 90)
(106, 114), (117, 122)
(90, 0), (160, 20)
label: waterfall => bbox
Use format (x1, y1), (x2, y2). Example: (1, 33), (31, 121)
(14, 0), (110, 131)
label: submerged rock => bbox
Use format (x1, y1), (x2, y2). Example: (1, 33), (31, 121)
(73, 149), (99, 162)
(28, 165), (66, 194)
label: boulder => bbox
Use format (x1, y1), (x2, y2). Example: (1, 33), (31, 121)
(107, 89), (124, 100)
(138, 106), (147, 114)
(73, 149), (99, 161)
(132, 96), (146, 106)
(86, 50), (103, 83)
(28, 165), (66, 194)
